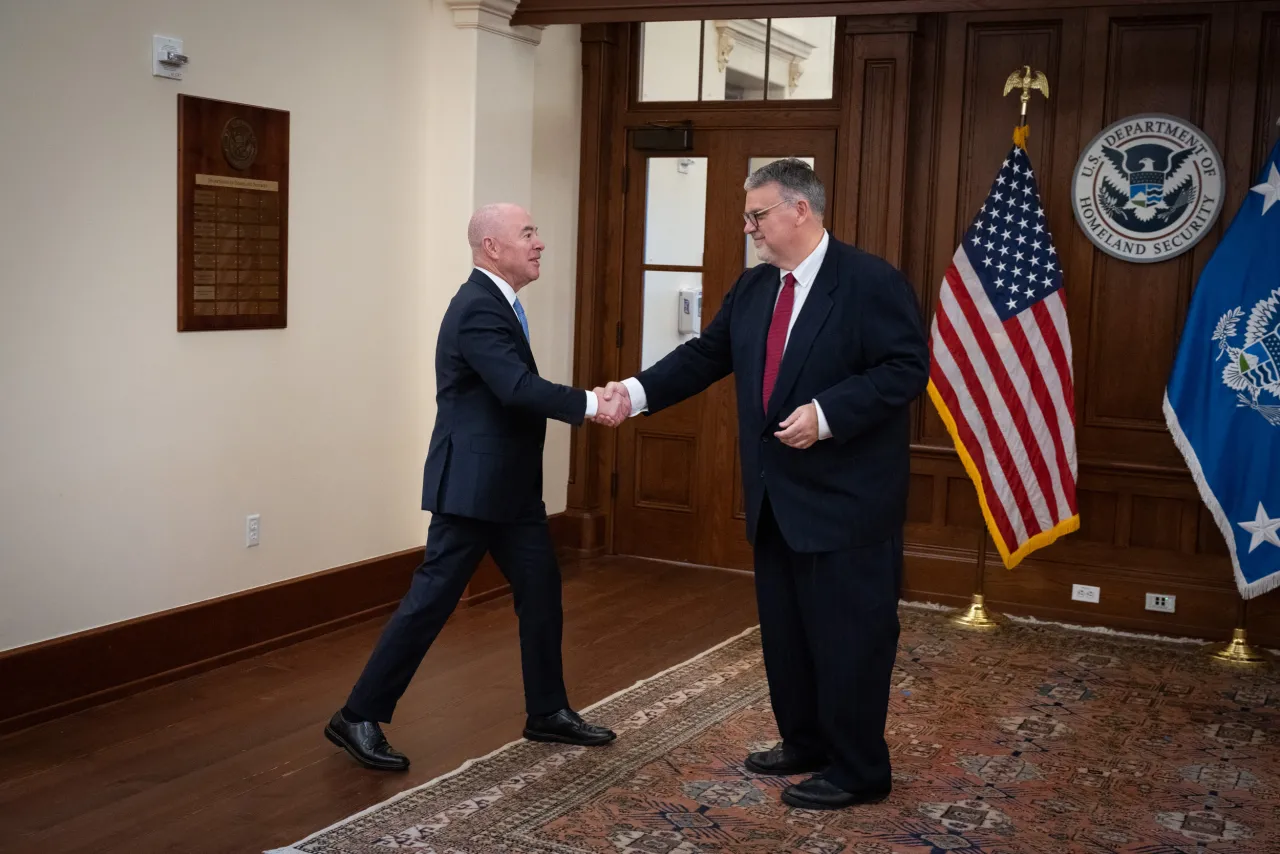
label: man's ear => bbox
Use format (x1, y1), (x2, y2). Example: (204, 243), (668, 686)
(793, 198), (811, 224)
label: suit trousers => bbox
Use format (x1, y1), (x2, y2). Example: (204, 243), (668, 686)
(753, 494), (903, 793)
(345, 511), (569, 722)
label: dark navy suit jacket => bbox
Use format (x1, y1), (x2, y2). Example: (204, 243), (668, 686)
(422, 270), (586, 523)
(635, 234), (930, 552)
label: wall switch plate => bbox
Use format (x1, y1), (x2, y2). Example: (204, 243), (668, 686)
(1145, 593), (1176, 613)
(246, 514), (260, 547)
(1071, 583), (1100, 604)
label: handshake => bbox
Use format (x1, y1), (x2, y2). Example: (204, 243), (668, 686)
(589, 381), (632, 428)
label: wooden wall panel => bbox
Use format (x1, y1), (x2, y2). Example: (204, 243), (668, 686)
(906, 473), (935, 524)
(837, 22), (915, 264)
(564, 23), (627, 557)
(1081, 14), (1217, 458)
(1075, 490), (1118, 543)
(634, 433), (696, 509)
(574, 7), (1280, 644)
(899, 4), (1263, 640)
(917, 15), (1073, 449)
(1128, 495), (1186, 551)
(1255, 12), (1280, 165)
(1070, 7), (1236, 472)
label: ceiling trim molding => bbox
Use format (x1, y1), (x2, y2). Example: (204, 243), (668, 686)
(448, 0), (546, 45)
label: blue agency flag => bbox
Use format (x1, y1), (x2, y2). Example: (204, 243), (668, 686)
(1164, 137), (1280, 598)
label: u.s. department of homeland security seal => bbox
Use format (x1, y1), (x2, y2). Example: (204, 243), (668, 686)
(221, 117), (258, 171)
(1072, 113), (1224, 263)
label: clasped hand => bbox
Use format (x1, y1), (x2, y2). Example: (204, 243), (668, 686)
(590, 382), (816, 450)
(590, 381), (632, 427)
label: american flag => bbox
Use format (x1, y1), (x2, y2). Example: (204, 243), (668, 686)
(927, 140), (1079, 568)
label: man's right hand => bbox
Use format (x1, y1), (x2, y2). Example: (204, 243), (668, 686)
(591, 384), (631, 426)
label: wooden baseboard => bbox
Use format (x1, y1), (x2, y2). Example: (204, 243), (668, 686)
(899, 538), (1278, 644)
(2, 513), (571, 735)
(550, 508), (608, 557)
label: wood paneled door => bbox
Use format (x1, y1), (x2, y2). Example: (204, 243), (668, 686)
(612, 128), (838, 570)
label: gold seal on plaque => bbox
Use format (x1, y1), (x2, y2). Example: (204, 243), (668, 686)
(221, 117), (258, 170)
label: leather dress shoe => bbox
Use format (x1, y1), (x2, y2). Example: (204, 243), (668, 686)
(324, 710), (410, 771)
(744, 743), (827, 776)
(524, 709), (616, 746)
(781, 774), (890, 810)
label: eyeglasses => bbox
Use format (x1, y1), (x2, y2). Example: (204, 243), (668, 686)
(743, 199), (789, 229)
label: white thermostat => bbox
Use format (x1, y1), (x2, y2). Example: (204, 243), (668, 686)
(677, 286), (701, 334)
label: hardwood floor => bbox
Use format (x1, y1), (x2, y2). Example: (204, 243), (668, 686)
(0, 557), (759, 854)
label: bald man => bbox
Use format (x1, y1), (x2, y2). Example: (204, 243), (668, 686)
(325, 204), (626, 771)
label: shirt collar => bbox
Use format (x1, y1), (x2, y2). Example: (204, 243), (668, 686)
(782, 230), (830, 289)
(477, 267), (518, 307)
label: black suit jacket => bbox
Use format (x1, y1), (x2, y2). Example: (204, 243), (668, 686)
(421, 270), (586, 523)
(636, 234), (929, 552)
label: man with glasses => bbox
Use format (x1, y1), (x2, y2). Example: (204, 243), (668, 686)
(602, 159), (929, 809)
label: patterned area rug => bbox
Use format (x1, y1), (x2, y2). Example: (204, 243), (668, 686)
(268, 606), (1280, 854)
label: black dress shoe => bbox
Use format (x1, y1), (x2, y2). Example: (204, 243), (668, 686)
(744, 743), (827, 776)
(524, 709), (616, 746)
(781, 774), (890, 810)
(324, 711), (410, 771)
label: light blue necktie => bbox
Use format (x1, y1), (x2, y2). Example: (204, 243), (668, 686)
(512, 297), (530, 341)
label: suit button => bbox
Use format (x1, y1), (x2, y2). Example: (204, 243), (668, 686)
(759, 470), (765, 479)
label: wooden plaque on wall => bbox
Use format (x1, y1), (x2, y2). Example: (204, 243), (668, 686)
(177, 94), (289, 332)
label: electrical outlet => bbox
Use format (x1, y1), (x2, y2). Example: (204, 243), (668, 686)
(246, 514), (260, 547)
(1071, 583), (1100, 604)
(1145, 593), (1176, 613)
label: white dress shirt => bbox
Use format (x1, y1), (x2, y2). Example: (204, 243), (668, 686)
(622, 231), (832, 439)
(477, 267), (597, 418)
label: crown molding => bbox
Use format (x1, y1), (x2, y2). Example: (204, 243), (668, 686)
(446, 0), (546, 46)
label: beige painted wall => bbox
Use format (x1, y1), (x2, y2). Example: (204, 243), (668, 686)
(529, 24), (583, 517)
(0, 0), (583, 651)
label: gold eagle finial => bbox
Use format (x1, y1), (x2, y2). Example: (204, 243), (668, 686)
(1003, 66), (1050, 120)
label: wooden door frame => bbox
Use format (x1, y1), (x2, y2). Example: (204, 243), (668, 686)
(561, 16), (917, 558)
(608, 127), (841, 568)
(512, 0), (1240, 26)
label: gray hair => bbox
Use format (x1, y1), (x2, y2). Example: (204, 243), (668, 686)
(744, 158), (826, 216)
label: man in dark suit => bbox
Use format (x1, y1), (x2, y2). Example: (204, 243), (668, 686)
(325, 203), (627, 771)
(605, 159), (929, 809)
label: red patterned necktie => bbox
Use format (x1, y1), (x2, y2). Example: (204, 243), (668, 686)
(761, 273), (796, 410)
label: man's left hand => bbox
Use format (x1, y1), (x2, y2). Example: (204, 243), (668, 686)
(775, 403), (819, 449)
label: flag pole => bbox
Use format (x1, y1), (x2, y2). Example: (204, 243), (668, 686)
(954, 65), (1052, 630)
(1204, 597), (1271, 665)
(951, 530), (1001, 629)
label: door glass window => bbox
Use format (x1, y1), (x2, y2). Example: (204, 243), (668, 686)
(639, 21), (702, 102)
(645, 157), (707, 266)
(641, 157), (708, 369)
(642, 271), (703, 370)
(639, 18), (837, 103)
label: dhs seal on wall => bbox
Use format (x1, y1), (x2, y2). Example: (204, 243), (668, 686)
(1072, 113), (1224, 263)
